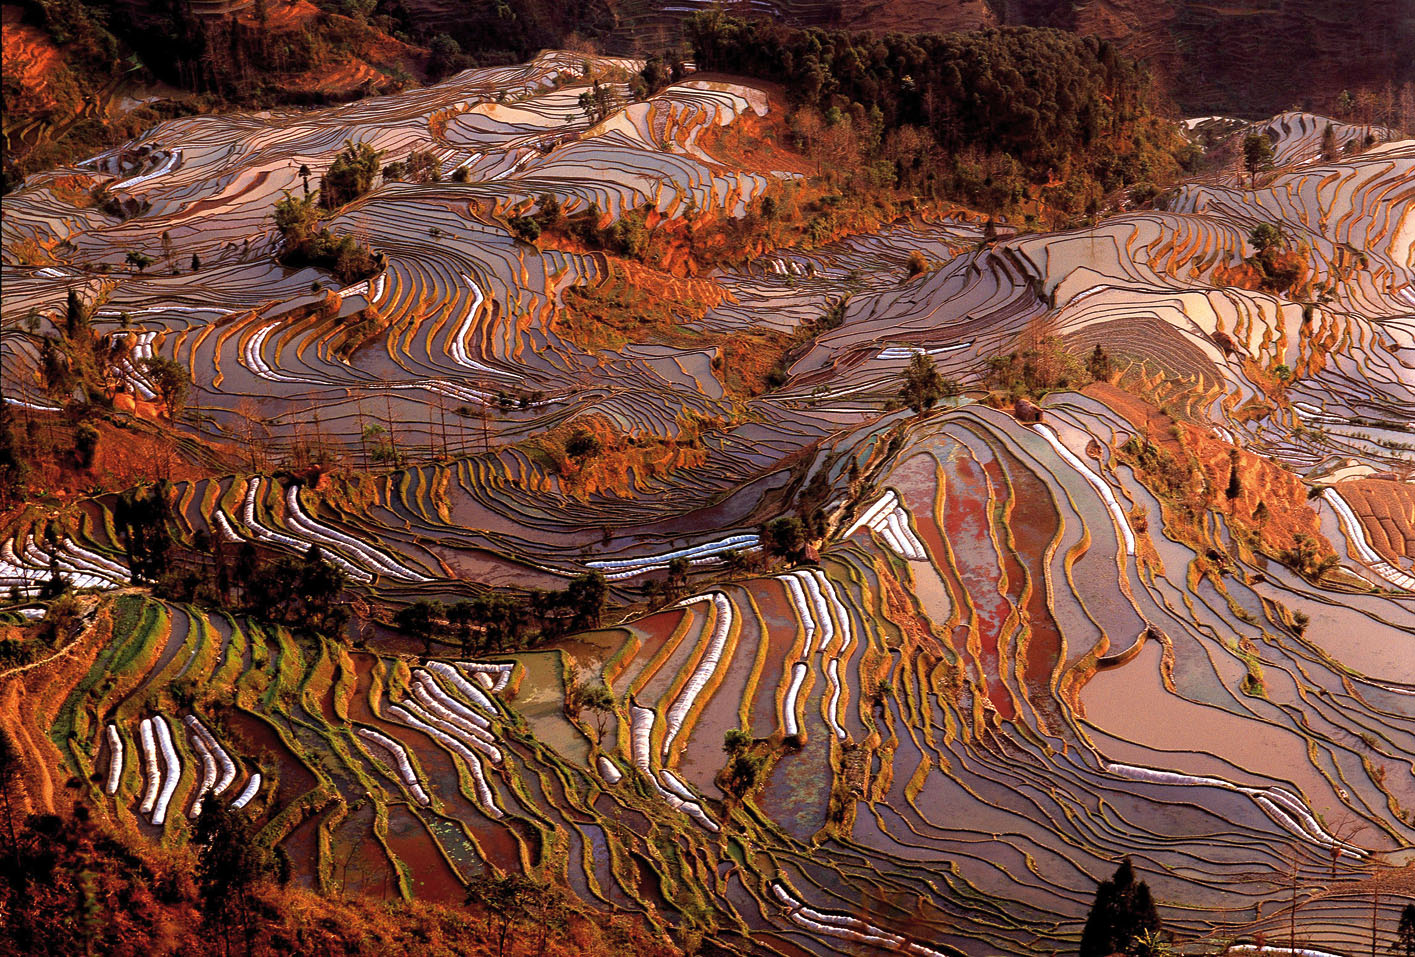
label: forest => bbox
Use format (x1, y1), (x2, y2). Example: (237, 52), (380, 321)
(687, 13), (1190, 214)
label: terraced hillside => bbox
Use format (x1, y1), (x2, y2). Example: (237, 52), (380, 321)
(3, 52), (1414, 955)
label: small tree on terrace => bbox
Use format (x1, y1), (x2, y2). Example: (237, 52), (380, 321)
(1320, 122), (1339, 161)
(900, 351), (955, 414)
(1226, 448), (1243, 500)
(1087, 344), (1113, 382)
(274, 191), (321, 245)
(1243, 132), (1275, 187)
(1395, 904), (1415, 957)
(143, 356), (190, 419)
(1250, 222), (1284, 256)
(74, 422), (100, 469)
(64, 289), (90, 342)
(573, 680), (615, 742)
(395, 599), (445, 656)
(466, 873), (549, 957)
(402, 149), (442, 184)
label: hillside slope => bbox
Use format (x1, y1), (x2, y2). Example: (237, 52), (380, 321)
(2, 48), (1414, 956)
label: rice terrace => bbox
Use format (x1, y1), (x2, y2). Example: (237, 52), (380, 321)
(1, 6), (1413, 956)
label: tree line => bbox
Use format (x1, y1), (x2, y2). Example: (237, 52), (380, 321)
(394, 571), (607, 657)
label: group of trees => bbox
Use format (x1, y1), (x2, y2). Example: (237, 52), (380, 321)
(686, 14), (1184, 215)
(2, 289), (198, 539)
(272, 193), (381, 285)
(1244, 222), (1307, 295)
(1080, 859), (1163, 957)
(1079, 859), (1415, 957)
(114, 482), (176, 585)
(982, 325), (1105, 401)
(382, 149), (444, 184)
(393, 572), (607, 656)
(112, 481), (350, 634)
(510, 193), (654, 261)
(631, 52), (688, 99)
(577, 80), (621, 125)
(319, 141), (381, 209)
(169, 537), (350, 636)
(29, 290), (191, 421)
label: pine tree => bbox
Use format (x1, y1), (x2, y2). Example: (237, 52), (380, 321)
(64, 289), (88, 341)
(901, 351), (947, 413)
(1320, 122), (1339, 161)
(1394, 904), (1415, 957)
(1087, 344), (1113, 382)
(1226, 448), (1243, 500)
(1080, 858), (1163, 957)
(1243, 133), (1275, 187)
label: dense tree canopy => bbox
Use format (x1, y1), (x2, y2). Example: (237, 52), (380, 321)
(687, 14), (1182, 213)
(690, 16), (1161, 167)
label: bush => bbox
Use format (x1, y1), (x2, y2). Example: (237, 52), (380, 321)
(900, 352), (952, 413)
(564, 430), (600, 459)
(509, 216), (541, 244)
(73, 422), (99, 468)
(764, 517), (805, 559)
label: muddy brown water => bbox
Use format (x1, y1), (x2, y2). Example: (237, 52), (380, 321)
(383, 805), (468, 903)
(758, 711), (832, 842)
(746, 577), (799, 736)
(613, 606), (692, 693)
(939, 449), (1016, 720)
(1080, 639), (1352, 833)
(277, 806), (325, 891)
(220, 707), (318, 807)
(994, 444), (1065, 725)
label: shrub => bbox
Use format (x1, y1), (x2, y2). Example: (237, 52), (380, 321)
(73, 422), (99, 468)
(509, 216), (541, 244)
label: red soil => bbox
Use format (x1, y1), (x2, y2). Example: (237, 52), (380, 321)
(1, 6), (72, 121)
(1091, 381), (1331, 566)
(6, 410), (246, 507)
